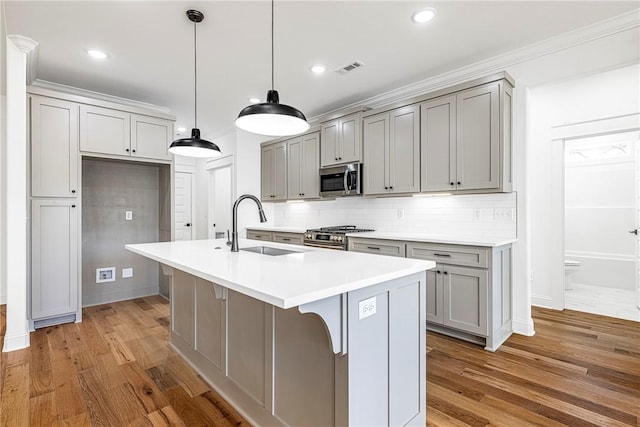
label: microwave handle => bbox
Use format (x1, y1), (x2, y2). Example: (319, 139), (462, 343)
(344, 170), (349, 190)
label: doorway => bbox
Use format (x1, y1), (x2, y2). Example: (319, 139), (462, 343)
(558, 124), (639, 321)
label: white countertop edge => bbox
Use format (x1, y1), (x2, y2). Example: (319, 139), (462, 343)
(245, 226), (308, 234)
(126, 241), (434, 309)
(346, 231), (517, 247)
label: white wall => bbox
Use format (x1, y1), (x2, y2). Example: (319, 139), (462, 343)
(0, 2), (6, 305)
(528, 64), (640, 308)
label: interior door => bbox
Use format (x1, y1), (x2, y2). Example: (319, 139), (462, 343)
(174, 172), (193, 240)
(209, 162), (233, 240)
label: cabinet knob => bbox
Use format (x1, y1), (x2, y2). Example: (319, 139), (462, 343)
(335, 157), (338, 161)
(436, 270), (441, 274)
(71, 190), (76, 193)
(132, 149), (136, 153)
(126, 148), (130, 152)
(185, 223), (191, 227)
(444, 271), (448, 275)
(301, 193), (305, 196)
(71, 204), (76, 208)
(389, 186), (393, 190)
(457, 182), (461, 185)
(450, 182), (454, 186)
(384, 186), (388, 190)
(338, 157), (342, 160)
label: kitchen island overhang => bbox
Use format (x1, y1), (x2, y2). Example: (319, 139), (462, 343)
(126, 239), (435, 426)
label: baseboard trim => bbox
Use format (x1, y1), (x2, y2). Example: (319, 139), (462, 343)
(0, 295), (6, 305)
(2, 331), (30, 352)
(512, 318), (535, 336)
(82, 286), (159, 307)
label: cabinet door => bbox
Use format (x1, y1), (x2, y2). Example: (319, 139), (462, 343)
(31, 96), (79, 198)
(421, 95), (456, 193)
(131, 114), (172, 160)
(338, 112), (362, 164)
(171, 269), (195, 346)
(443, 265), (488, 336)
(363, 112), (389, 195)
(389, 105), (420, 194)
(287, 137), (303, 200)
(300, 132), (320, 199)
(426, 267), (443, 324)
(273, 142), (288, 201)
(246, 230), (273, 241)
(320, 119), (339, 167)
(80, 105), (131, 156)
(456, 83), (500, 190)
(31, 199), (78, 319)
(261, 145), (274, 201)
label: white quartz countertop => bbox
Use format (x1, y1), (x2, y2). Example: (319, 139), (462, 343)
(245, 226), (307, 234)
(126, 239), (434, 309)
(346, 231), (517, 247)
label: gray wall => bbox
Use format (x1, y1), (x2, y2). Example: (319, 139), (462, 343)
(82, 158), (166, 306)
(158, 165), (171, 298)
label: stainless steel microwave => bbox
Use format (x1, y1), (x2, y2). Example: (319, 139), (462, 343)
(319, 163), (362, 197)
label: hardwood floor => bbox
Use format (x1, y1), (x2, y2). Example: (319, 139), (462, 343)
(427, 307), (640, 426)
(1, 300), (638, 426)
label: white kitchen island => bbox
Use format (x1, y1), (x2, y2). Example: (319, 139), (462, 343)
(126, 238), (435, 427)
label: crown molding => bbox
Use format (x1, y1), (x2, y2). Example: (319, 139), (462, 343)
(8, 35), (39, 85)
(30, 79), (172, 114)
(308, 9), (640, 121)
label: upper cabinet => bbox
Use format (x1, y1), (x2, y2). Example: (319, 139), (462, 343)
(287, 131), (320, 200)
(363, 105), (420, 196)
(421, 80), (512, 194)
(80, 105), (172, 161)
(261, 141), (288, 201)
(320, 111), (363, 167)
(30, 96), (79, 198)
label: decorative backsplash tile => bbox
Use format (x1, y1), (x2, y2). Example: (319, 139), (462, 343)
(273, 192), (517, 239)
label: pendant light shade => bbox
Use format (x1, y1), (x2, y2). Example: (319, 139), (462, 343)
(235, 0), (309, 137)
(169, 9), (222, 158)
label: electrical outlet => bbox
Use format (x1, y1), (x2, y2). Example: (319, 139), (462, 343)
(473, 209), (481, 220)
(358, 296), (377, 320)
(397, 209), (405, 220)
(125, 210), (133, 221)
(122, 268), (133, 278)
(494, 208), (513, 221)
(96, 267), (116, 283)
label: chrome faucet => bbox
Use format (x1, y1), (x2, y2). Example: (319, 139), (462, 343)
(231, 194), (267, 252)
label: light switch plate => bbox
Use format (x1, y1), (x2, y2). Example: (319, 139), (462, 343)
(359, 296), (377, 320)
(122, 268), (133, 278)
(125, 211), (133, 221)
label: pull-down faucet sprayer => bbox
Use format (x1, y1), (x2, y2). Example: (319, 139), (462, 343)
(231, 194), (267, 252)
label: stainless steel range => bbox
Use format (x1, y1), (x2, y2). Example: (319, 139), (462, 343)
(303, 225), (374, 250)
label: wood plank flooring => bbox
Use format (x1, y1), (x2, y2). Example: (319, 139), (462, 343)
(1, 300), (638, 426)
(427, 306), (640, 426)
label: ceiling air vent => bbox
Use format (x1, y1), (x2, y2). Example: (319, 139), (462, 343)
(334, 60), (365, 75)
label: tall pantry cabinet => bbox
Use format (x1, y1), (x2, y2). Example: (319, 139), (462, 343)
(30, 95), (80, 326)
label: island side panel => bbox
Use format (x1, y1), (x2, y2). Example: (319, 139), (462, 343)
(347, 271), (427, 427)
(171, 269), (195, 346)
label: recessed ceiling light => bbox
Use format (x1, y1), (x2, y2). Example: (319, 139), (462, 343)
(248, 97), (261, 104)
(412, 7), (437, 24)
(86, 49), (108, 59)
(310, 64), (326, 74)
(177, 127), (187, 132)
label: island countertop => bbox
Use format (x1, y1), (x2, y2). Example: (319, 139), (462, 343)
(126, 238), (434, 309)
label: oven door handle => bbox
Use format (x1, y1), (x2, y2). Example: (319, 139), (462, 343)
(344, 170), (349, 191)
(304, 241), (344, 250)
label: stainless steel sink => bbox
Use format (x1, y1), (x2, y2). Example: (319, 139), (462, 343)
(240, 246), (302, 256)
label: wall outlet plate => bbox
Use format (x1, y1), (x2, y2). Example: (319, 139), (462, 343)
(122, 268), (133, 278)
(96, 267), (116, 283)
(125, 211), (133, 221)
(358, 296), (377, 320)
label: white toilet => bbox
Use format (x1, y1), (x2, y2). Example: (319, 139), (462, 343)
(564, 259), (581, 290)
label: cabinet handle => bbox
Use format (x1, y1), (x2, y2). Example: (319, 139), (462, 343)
(433, 253), (451, 257)
(389, 186), (393, 190)
(457, 181), (461, 185)
(185, 223), (191, 227)
(71, 204), (76, 208)
(450, 182), (454, 186)
(282, 238), (290, 241)
(71, 190), (76, 193)
(132, 149), (136, 153)
(367, 246), (381, 250)
(338, 157), (342, 160)
(444, 271), (449, 275)
(384, 186), (388, 190)
(335, 157), (338, 161)
(436, 270), (441, 274)
(126, 148), (130, 152)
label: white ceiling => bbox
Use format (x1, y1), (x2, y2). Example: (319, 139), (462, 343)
(5, 1), (638, 139)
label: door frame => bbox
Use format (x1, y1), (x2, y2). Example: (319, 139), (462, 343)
(552, 113), (640, 310)
(205, 155), (235, 239)
(174, 169), (196, 240)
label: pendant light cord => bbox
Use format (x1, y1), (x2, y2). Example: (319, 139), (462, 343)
(194, 19), (198, 128)
(271, 0), (274, 91)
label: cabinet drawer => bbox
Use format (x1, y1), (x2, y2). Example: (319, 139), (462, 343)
(247, 230), (273, 242)
(406, 242), (488, 268)
(348, 238), (406, 257)
(273, 232), (304, 246)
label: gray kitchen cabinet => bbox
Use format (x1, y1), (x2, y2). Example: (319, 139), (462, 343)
(261, 142), (287, 201)
(320, 111), (362, 167)
(171, 269), (195, 346)
(407, 241), (511, 351)
(348, 237), (406, 257)
(246, 230), (273, 241)
(363, 105), (420, 195)
(31, 199), (79, 322)
(420, 79), (512, 194)
(80, 105), (173, 161)
(30, 96), (79, 198)
(287, 131), (320, 200)
(272, 232), (305, 246)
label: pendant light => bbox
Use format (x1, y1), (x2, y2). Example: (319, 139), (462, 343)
(169, 10), (222, 158)
(235, 0), (309, 137)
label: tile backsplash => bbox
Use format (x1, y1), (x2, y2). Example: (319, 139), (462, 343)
(273, 192), (517, 239)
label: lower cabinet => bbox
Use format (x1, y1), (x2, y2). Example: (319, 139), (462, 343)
(246, 229), (305, 246)
(351, 237), (512, 351)
(31, 199), (79, 324)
